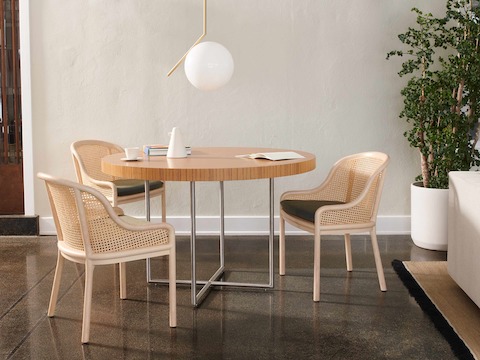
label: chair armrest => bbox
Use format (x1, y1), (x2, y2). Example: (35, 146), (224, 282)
(314, 201), (373, 227)
(113, 207), (125, 216)
(116, 215), (175, 233)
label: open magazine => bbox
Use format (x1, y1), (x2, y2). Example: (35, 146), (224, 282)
(235, 151), (305, 161)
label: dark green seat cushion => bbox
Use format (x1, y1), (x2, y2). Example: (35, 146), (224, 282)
(281, 200), (345, 223)
(112, 179), (163, 197)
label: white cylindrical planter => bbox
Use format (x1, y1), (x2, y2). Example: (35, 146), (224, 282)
(411, 182), (449, 251)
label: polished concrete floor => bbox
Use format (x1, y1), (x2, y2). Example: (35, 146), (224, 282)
(1, 234), (453, 360)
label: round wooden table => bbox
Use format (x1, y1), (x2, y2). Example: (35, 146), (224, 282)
(102, 147), (316, 306)
(102, 147), (315, 181)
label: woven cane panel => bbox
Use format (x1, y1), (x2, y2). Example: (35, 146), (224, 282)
(81, 177), (113, 199)
(77, 144), (120, 182)
(48, 183), (84, 251)
(81, 191), (169, 253)
(347, 157), (383, 202)
(319, 173), (381, 225)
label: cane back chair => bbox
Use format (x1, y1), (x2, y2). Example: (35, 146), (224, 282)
(71, 140), (166, 221)
(38, 173), (176, 343)
(279, 152), (390, 302)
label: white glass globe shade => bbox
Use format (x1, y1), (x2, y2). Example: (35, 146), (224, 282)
(184, 41), (234, 91)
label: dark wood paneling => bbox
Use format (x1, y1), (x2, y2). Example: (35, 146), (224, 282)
(0, 0), (23, 215)
(0, 163), (23, 214)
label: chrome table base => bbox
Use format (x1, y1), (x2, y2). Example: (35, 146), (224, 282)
(146, 179), (275, 307)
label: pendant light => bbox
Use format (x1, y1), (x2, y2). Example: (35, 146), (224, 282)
(167, 0), (234, 91)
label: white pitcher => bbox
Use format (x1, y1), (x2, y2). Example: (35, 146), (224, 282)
(166, 127), (187, 158)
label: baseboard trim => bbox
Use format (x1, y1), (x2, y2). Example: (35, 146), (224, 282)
(39, 215), (410, 236)
(0, 215), (39, 236)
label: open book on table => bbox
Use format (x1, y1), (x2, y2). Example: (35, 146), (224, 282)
(235, 151), (305, 161)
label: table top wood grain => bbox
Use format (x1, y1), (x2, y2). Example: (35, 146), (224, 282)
(101, 147), (316, 182)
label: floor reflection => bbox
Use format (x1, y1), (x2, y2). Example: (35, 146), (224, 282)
(1, 235), (452, 359)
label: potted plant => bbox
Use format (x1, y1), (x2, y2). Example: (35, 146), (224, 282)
(387, 0), (480, 250)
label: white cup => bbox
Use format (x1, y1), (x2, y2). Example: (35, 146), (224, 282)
(125, 147), (140, 160)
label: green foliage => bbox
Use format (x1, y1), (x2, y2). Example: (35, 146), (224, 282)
(387, 0), (480, 189)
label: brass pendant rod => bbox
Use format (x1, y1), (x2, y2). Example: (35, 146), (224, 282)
(167, 0), (207, 77)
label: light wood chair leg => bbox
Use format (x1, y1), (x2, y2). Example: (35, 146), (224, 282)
(48, 251), (65, 317)
(344, 233), (353, 272)
(161, 186), (167, 223)
(370, 229), (387, 292)
(119, 262), (127, 299)
(313, 228), (321, 302)
(279, 214), (286, 276)
(168, 247), (177, 328)
(81, 262), (95, 344)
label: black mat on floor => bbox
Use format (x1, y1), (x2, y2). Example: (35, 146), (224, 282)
(391, 259), (474, 360)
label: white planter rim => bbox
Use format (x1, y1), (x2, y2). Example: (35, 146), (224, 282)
(411, 181), (449, 192)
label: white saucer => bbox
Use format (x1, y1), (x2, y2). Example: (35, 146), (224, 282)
(121, 157), (142, 161)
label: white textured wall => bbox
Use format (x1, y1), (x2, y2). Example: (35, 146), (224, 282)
(28, 1), (445, 229)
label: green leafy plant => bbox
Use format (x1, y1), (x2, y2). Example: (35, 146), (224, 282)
(387, 0), (480, 189)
